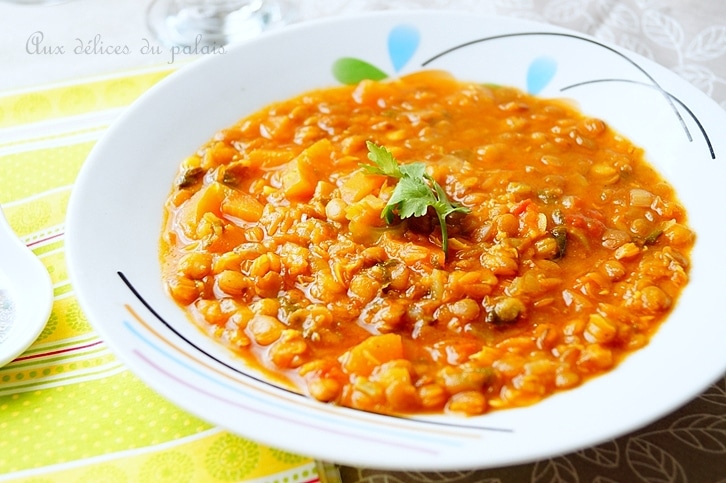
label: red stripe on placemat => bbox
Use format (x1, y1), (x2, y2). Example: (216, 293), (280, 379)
(27, 231), (64, 247)
(14, 340), (104, 361)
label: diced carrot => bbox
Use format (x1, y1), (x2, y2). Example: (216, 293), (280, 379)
(281, 139), (334, 200)
(260, 115), (293, 140)
(345, 195), (388, 244)
(339, 333), (403, 377)
(299, 138), (334, 169)
(203, 219), (248, 254)
(351, 79), (384, 106)
(203, 142), (238, 169)
(246, 149), (296, 169)
(339, 170), (385, 203)
(345, 194), (386, 226)
(178, 182), (228, 237)
(281, 165), (316, 200)
(221, 191), (264, 222)
(195, 182), (228, 218)
(510, 199), (533, 216)
(400, 69), (458, 89)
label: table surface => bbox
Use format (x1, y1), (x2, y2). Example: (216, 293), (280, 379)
(1, 1), (725, 482)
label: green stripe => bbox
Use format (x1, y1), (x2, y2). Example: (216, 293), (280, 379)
(0, 141), (94, 203)
(0, 361), (123, 394)
(0, 351), (118, 385)
(53, 282), (73, 298)
(0, 370), (212, 474)
(33, 239), (65, 256)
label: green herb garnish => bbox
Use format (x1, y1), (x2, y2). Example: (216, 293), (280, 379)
(361, 141), (470, 255)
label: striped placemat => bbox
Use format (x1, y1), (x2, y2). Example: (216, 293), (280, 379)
(0, 65), (326, 483)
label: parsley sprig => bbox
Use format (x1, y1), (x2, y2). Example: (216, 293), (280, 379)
(361, 141), (470, 255)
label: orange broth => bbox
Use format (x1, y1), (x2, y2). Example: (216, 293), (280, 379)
(160, 71), (694, 416)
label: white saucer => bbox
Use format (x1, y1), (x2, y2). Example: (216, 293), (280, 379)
(0, 208), (53, 367)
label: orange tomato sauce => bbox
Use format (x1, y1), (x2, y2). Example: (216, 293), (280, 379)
(160, 71), (694, 416)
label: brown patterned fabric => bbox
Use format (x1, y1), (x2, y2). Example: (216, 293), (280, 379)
(336, 377), (726, 481)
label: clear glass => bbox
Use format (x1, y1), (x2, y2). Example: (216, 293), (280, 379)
(146, 0), (295, 48)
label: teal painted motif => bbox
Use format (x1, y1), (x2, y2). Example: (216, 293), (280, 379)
(527, 56), (557, 95)
(388, 24), (420, 72)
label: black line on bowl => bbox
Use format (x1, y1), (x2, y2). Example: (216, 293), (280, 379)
(116, 271), (514, 433)
(561, 79), (715, 160)
(421, 32), (692, 151)
(116, 271), (301, 397)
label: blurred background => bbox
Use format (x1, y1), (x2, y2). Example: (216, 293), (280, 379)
(1, 0), (725, 108)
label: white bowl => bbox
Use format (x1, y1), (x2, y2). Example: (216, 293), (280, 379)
(66, 10), (726, 471)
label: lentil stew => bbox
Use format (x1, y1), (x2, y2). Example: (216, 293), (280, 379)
(160, 70), (694, 416)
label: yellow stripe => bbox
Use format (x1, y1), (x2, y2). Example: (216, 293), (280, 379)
(52, 283), (74, 298)
(0, 358), (122, 396)
(0, 68), (175, 128)
(0, 429), (315, 483)
(0, 371), (212, 474)
(31, 238), (65, 256)
(0, 142), (91, 204)
(37, 249), (68, 286)
(38, 296), (93, 344)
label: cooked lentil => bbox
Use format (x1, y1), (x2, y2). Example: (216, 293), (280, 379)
(160, 70), (694, 416)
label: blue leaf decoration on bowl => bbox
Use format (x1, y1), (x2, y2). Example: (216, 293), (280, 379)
(527, 56), (557, 95)
(388, 24), (420, 72)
